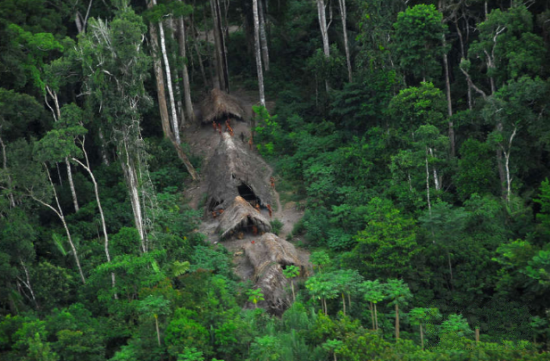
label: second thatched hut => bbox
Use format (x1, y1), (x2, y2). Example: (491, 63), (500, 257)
(199, 89), (248, 124)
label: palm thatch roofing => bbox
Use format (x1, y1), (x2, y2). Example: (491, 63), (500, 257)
(216, 196), (271, 239)
(243, 233), (302, 315)
(205, 132), (272, 213)
(200, 89), (247, 123)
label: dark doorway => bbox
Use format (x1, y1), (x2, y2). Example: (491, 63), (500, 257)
(238, 183), (260, 205)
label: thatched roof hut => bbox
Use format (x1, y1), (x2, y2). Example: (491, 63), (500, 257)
(205, 133), (272, 213)
(243, 233), (302, 315)
(199, 89), (247, 123)
(216, 196), (271, 239)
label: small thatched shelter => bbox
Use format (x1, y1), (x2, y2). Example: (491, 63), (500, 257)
(243, 233), (302, 315)
(216, 196), (271, 239)
(205, 133), (272, 213)
(200, 89), (247, 123)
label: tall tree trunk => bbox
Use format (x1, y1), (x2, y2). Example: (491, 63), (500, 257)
(75, 0), (94, 34)
(177, 11), (195, 122)
(189, 14), (208, 89)
(337, 0), (352, 82)
(447, 249), (454, 291)
(98, 127), (110, 166)
(218, 0), (230, 92)
(342, 293), (346, 315)
(121, 137), (147, 252)
(369, 303), (375, 330)
(258, 0), (270, 72)
(155, 315), (161, 346)
(441, 34), (455, 156)
(374, 303), (379, 330)
(0, 133), (15, 208)
(425, 151), (432, 215)
(253, 0), (266, 106)
(420, 324), (424, 350)
(147, 1), (196, 180)
(65, 158), (79, 212)
(147, 4), (172, 139)
(395, 304), (400, 339)
(502, 127), (517, 203)
(46, 86), (80, 212)
(210, 0), (229, 91)
(203, 8), (217, 88)
(315, 0), (330, 92)
(72, 138), (117, 296)
(155, 5), (181, 145)
(455, 17), (472, 110)
(32, 166), (86, 284)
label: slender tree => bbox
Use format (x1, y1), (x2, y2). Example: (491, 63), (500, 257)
(337, 0), (352, 82)
(252, 0), (266, 106)
(258, 0), (270, 72)
(315, 0), (331, 91)
(177, 3), (195, 122)
(385, 279), (413, 339)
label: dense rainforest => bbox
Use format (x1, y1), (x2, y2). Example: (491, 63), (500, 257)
(1, 0), (550, 359)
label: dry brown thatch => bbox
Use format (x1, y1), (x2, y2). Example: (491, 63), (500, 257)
(200, 89), (247, 124)
(205, 133), (272, 213)
(243, 233), (302, 315)
(216, 196), (271, 239)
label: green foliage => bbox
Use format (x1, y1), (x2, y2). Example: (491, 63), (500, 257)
(440, 314), (473, 338)
(389, 82), (447, 133)
(1, 0), (550, 360)
(247, 289), (265, 306)
(393, 5), (448, 81)
(456, 139), (498, 199)
(270, 219), (284, 236)
(282, 265), (300, 279)
(309, 251), (330, 272)
(469, 5), (545, 86)
(350, 198), (419, 278)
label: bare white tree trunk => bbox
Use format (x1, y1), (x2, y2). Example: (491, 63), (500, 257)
(337, 0), (352, 82)
(65, 158), (79, 212)
(253, 0), (266, 106)
(31, 166), (86, 284)
(428, 148), (441, 191)
(177, 11), (195, 122)
(155, 4), (181, 144)
(316, 0), (331, 92)
(148, 0), (173, 139)
(45, 86), (80, 212)
(72, 137), (117, 296)
(425, 150), (432, 215)
(98, 127), (110, 166)
(258, 0), (270, 72)
(316, 0), (330, 58)
(121, 136), (146, 252)
(75, 0), (94, 34)
(18, 260), (38, 309)
(502, 127), (517, 204)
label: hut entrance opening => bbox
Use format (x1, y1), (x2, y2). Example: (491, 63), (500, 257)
(238, 184), (260, 206)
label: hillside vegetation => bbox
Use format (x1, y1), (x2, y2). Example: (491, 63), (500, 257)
(1, 0), (550, 360)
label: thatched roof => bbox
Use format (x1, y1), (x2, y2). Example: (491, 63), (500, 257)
(243, 233), (302, 314)
(216, 196), (271, 239)
(205, 133), (272, 212)
(200, 89), (247, 123)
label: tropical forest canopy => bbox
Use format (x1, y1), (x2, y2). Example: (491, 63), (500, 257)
(1, 0), (550, 360)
